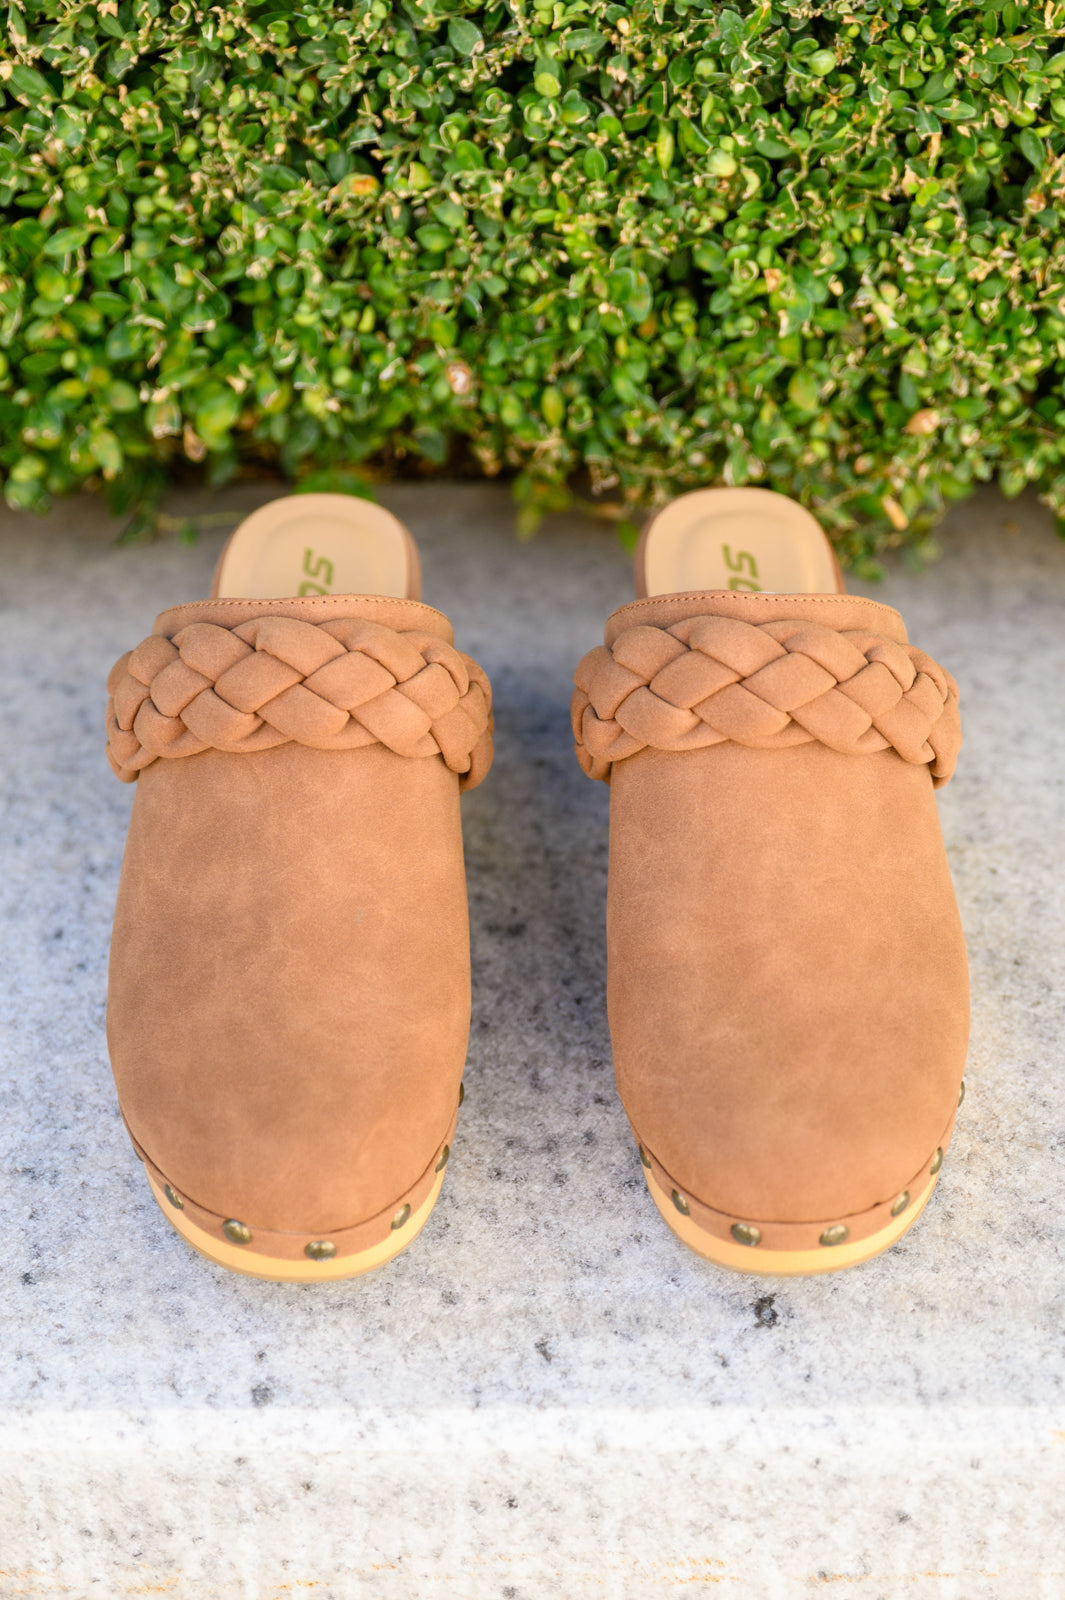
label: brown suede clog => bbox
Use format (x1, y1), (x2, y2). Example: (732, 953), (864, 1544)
(106, 495), (492, 1280)
(572, 488), (968, 1275)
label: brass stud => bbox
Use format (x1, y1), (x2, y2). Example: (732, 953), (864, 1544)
(671, 1190), (690, 1216)
(890, 1191), (911, 1218)
(163, 1183), (184, 1211)
(458, 1081), (465, 1106)
(820, 1223), (849, 1247)
(222, 1219), (252, 1246)
(638, 1144), (652, 1169)
(731, 1222), (762, 1247)
(435, 1144), (450, 1173)
(958, 1080), (966, 1108)
(929, 1146), (943, 1176)
(391, 1203), (411, 1231)
(304, 1240), (336, 1261)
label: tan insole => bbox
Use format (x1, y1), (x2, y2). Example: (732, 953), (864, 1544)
(214, 493), (414, 600)
(640, 488), (840, 597)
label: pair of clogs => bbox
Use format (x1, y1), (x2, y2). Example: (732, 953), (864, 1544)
(105, 488), (967, 1280)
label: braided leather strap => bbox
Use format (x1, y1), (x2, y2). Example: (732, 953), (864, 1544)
(107, 615), (493, 790)
(572, 614), (960, 785)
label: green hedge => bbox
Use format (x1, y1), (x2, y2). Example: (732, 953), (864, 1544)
(3, 1), (1065, 563)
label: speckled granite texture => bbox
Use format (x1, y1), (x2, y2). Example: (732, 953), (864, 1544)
(0, 484), (1063, 1600)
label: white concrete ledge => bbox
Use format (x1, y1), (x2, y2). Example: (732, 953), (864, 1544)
(4, 1408), (1063, 1597)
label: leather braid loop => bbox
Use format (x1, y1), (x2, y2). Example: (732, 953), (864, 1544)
(107, 616), (493, 790)
(572, 615), (960, 786)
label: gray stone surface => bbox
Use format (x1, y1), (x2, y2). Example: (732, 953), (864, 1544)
(0, 482), (1063, 1599)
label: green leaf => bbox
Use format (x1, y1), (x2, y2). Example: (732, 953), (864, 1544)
(89, 428), (123, 477)
(416, 224), (453, 251)
(567, 29), (607, 56)
(106, 380), (140, 413)
(447, 18), (482, 56)
(9, 453), (47, 482)
(43, 226), (91, 257)
(693, 240), (727, 274)
(706, 148), (738, 178)
(105, 322), (142, 361)
(1018, 129), (1046, 169)
(193, 385), (240, 441)
(90, 291), (130, 318)
(53, 106), (86, 149)
(787, 370), (820, 410)
(7, 64), (54, 104)
(541, 386), (565, 427)
(610, 268), (653, 323)
(922, 71), (954, 105)
(452, 140), (485, 169)
(433, 199), (466, 230)
(655, 121), (675, 172)
(9, 218), (48, 256)
(428, 313), (457, 346)
(583, 147), (608, 181)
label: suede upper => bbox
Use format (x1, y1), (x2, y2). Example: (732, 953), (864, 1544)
(108, 597), (492, 789)
(107, 593), (491, 1243)
(573, 590), (969, 1229)
(573, 601), (959, 787)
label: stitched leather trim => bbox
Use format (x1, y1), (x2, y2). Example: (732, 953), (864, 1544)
(633, 1104), (959, 1252)
(107, 614), (493, 791)
(573, 614), (960, 785)
(123, 1105), (459, 1261)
